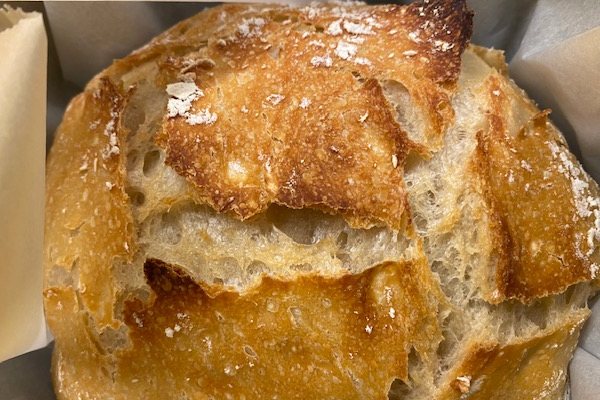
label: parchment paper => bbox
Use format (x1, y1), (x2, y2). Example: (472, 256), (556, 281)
(0, 5), (49, 363)
(1, 0), (599, 398)
(510, 0), (600, 181)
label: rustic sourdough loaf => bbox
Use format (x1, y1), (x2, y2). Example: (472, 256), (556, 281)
(44, 1), (600, 399)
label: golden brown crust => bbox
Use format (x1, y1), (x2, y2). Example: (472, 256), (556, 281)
(402, 0), (473, 85)
(47, 287), (113, 400)
(159, 71), (413, 230)
(45, 78), (135, 328)
(476, 73), (600, 302)
(155, 0), (472, 229)
(436, 309), (589, 400)
(125, 257), (442, 399)
(47, 256), (444, 399)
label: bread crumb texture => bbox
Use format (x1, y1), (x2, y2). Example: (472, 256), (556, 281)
(44, 1), (600, 399)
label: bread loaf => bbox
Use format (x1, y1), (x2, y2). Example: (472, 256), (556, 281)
(44, 1), (600, 399)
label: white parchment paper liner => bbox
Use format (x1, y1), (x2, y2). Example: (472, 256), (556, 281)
(0, 6), (49, 363)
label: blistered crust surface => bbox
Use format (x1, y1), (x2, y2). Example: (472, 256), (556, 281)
(43, 259), (445, 400)
(156, 1), (472, 229)
(113, 258), (443, 400)
(436, 309), (588, 400)
(45, 79), (135, 329)
(477, 75), (600, 301)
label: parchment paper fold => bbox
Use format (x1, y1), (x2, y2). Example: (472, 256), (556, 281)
(0, 6), (49, 363)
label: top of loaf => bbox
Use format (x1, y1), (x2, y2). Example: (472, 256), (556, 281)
(153, 0), (472, 230)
